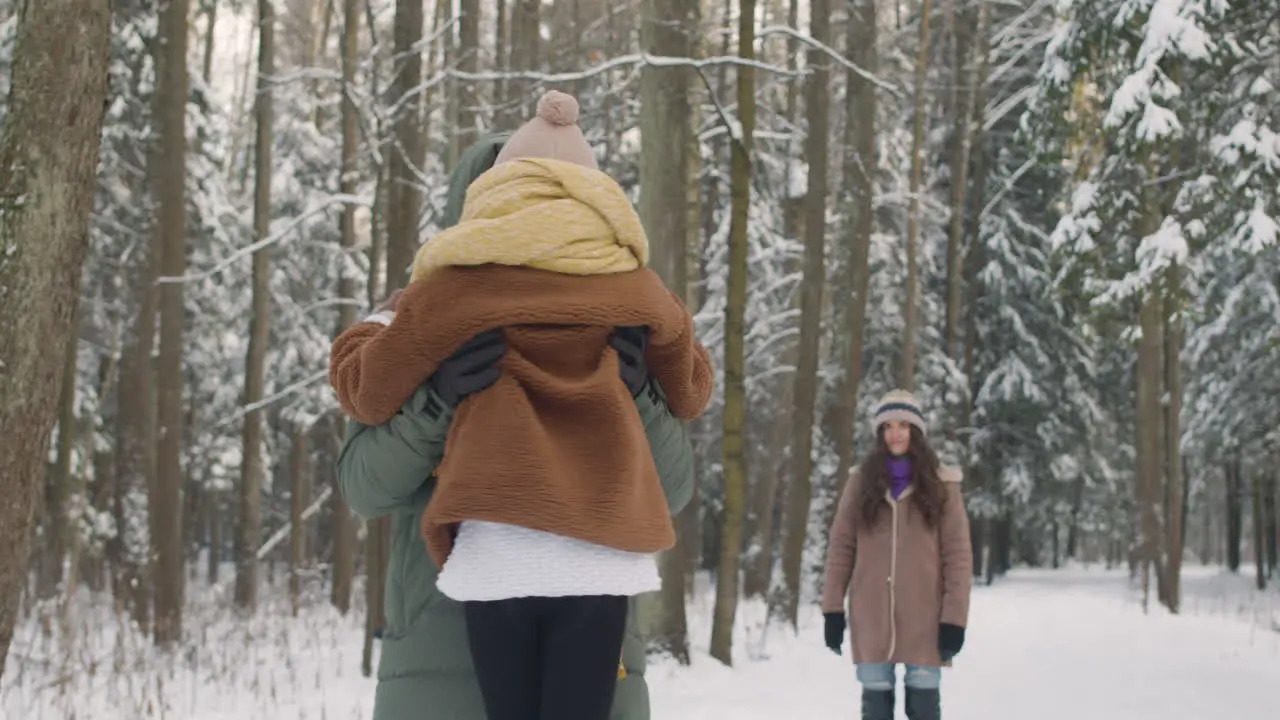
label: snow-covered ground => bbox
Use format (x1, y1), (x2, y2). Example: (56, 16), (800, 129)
(4, 566), (1277, 719)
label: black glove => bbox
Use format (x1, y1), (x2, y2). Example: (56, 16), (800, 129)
(823, 612), (846, 655)
(609, 326), (650, 397)
(426, 330), (506, 417)
(938, 622), (965, 662)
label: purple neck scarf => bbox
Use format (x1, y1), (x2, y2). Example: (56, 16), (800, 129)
(887, 457), (912, 500)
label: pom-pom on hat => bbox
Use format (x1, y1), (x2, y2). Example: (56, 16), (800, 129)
(493, 91), (598, 170)
(871, 389), (928, 437)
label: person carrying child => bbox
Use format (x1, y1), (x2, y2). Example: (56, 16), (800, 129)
(330, 90), (713, 720)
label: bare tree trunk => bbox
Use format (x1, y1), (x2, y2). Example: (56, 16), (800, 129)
(40, 314), (82, 599)
(236, 0), (276, 614)
(1163, 262), (1184, 612)
(506, 0), (540, 122)
(825, 0), (878, 562)
(456, 0), (480, 151)
(962, 0), (992, 577)
(202, 0), (218, 84)
(1266, 472), (1278, 577)
(64, 337), (116, 618)
(328, 0), (361, 619)
(364, 0), (422, 646)
(742, 0), (799, 600)
(387, 0), (424, 291)
(288, 438), (309, 615)
(943, 0), (974, 361)
(309, 0), (337, 129)
(1199, 472), (1212, 566)
(639, 0), (697, 662)
(1226, 455), (1242, 573)
(152, 0), (192, 648)
(207, 491), (221, 583)
(1135, 209), (1166, 614)
(115, 262), (156, 627)
(1252, 471), (1267, 590)
(902, 0), (933, 391)
(0, 0), (111, 674)
(681, 64), (706, 596)
(436, 0), (455, 166)
(330, 419), (355, 613)
(494, 0), (507, 110)
(88, 357), (118, 597)
(710, 0), (755, 667)
(362, 0), (385, 307)
(774, 0), (831, 629)
(742, 469), (780, 598)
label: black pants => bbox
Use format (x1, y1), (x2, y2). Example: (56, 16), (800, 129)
(464, 594), (629, 720)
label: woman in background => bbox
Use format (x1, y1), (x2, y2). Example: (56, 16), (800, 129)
(821, 390), (973, 720)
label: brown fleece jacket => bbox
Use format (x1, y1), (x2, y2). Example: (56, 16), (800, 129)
(330, 264), (713, 567)
(821, 466), (972, 667)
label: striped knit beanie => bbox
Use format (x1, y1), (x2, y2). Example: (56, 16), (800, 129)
(871, 389), (928, 437)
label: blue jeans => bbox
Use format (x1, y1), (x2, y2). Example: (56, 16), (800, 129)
(856, 663), (941, 691)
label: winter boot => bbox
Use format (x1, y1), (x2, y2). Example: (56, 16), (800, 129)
(860, 689), (894, 720)
(904, 688), (941, 720)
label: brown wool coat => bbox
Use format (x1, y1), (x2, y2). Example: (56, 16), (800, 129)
(821, 466), (973, 668)
(330, 265), (714, 568)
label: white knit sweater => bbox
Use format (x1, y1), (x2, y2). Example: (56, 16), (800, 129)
(436, 520), (662, 602)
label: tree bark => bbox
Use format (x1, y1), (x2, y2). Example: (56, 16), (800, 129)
(943, 0), (974, 361)
(236, 0), (276, 613)
(153, 0), (192, 647)
(743, 0), (802, 602)
(506, 0), (540, 122)
(494, 0), (508, 111)
(825, 0), (878, 565)
(329, 0), (362, 618)
(1162, 262), (1184, 612)
(456, 0), (481, 152)
(1252, 471), (1267, 590)
(0, 0), (111, 675)
(1265, 472), (1277, 577)
(386, 0), (424, 291)
(1226, 455), (1242, 573)
(207, 490), (221, 583)
(710, 0), (755, 667)
(202, 0), (218, 84)
(902, 0), (934, 391)
(639, 0), (696, 663)
(288, 436), (309, 614)
(329, 415), (355, 613)
(962, 0), (992, 577)
(40, 310), (82, 599)
(774, 0), (831, 629)
(1135, 189), (1166, 614)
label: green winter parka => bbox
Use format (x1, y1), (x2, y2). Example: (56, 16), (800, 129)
(336, 381), (694, 720)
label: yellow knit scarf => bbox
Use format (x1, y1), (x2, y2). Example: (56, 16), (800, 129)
(411, 158), (649, 281)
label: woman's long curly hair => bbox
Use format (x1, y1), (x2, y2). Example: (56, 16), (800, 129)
(857, 424), (948, 529)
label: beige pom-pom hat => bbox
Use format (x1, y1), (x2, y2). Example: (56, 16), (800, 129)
(494, 90), (598, 170)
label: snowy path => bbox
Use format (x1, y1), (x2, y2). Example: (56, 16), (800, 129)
(4, 568), (1276, 719)
(652, 569), (1280, 719)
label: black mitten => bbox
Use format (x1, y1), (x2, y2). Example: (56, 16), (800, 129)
(823, 612), (846, 655)
(426, 330), (506, 417)
(938, 622), (965, 662)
